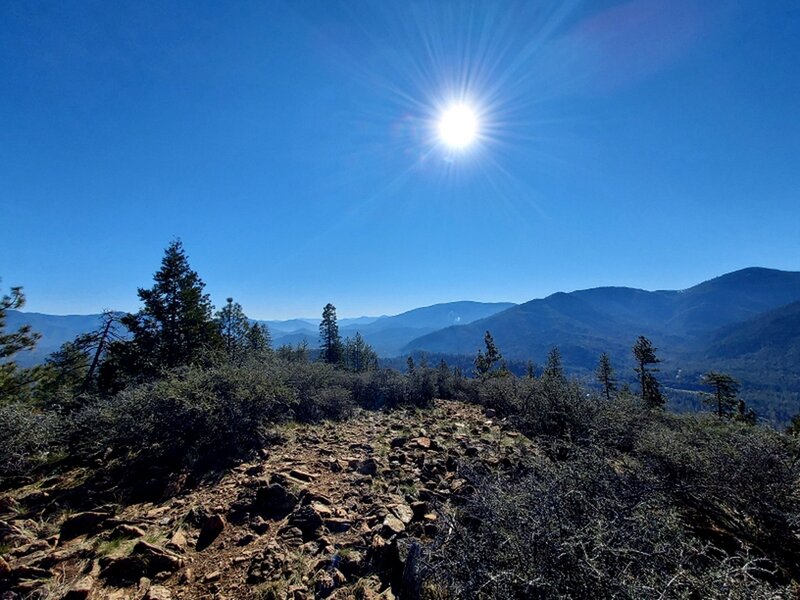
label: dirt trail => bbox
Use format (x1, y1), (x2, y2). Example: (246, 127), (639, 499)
(1, 400), (533, 599)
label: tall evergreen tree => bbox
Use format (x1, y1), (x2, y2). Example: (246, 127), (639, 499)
(596, 352), (616, 400)
(474, 331), (502, 378)
(525, 360), (536, 379)
(215, 297), (250, 358)
(543, 347), (564, 381)
(701, 371), (740, 418)
(319, 303), (342, 364)
(115, 240), (219, 376)
(0, 283), (41, 402)
(246, 322), (271, 353)
(342, 332), (378, 373)
(633, 336), (663, 408)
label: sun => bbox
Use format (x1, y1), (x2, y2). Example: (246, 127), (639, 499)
(438, 104), (479, 149)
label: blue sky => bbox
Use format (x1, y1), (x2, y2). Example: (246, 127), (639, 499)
(2, 0), (799, 319)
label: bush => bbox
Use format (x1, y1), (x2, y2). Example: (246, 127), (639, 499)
(70, 363), (291, 486)
(424, 451), (785, 599)
(0, 402), (62, 481)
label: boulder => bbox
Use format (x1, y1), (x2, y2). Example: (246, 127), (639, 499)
(255, 484), (298, 518)
(357, 458), (379, 476)
(389, 504), (414, 525)
(288, 506), (323, 540)
(100, 541), (183, 585)
(59, 511), (113, 541)
(381, 515), (405, 538)
(196, 514), (226, 551)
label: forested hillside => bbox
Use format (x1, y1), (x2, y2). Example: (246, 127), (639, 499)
(2, 243), (800, 598)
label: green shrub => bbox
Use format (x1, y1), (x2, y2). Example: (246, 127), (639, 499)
(0, 402), (62, 480)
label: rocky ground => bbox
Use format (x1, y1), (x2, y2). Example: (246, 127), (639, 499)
(0, 400), (533, 599)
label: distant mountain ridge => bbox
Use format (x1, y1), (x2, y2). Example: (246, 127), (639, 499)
(7, 301), (516, 366)
(267, 301), (516, 356)
(405, 268), (800, 361)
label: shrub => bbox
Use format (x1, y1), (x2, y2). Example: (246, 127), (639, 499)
(0, 402), (62, 481)
(70, 363), (291, 484)
(424, 451), (784, 599)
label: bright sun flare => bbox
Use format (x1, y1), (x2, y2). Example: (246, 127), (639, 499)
(438, 104), (478, 149)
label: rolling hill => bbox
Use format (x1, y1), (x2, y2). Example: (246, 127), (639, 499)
(404, 268), (800, 367)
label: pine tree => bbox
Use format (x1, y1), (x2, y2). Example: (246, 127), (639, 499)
(474, 331), (502, 378)
(115, 240), (219, 376)
(436, 358), (454, 399)
(701, 371), (740, 418)
(0, 283), (42, 402)
(543, 347), (564, 381)
(596, 352), (616, 400)
(36, 338), (91, 411)
(525, 360), (536, 379)
(406, 355), (415, 374)
(342, 332), (378, 373)
(319, 303), (342, 364)
(246, 322), (271, 353)
(215, 297), (250, 358)
(633, 336), (663, 408)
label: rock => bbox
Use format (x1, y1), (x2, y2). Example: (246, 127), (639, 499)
(166, 529), (187, 552)
(278, 526), (305, 547)
(196, 514), (226, 551)
(410, 502), (427, 520)
(381, 515), (405, 537)
(289, 469), (318, 482)
(59, 511), (112, 541)
(9, 564), (52, 579)
(310, 502), (333, 519)
(10, 539), (50, 557)
(63, 576), (94, 599)
(0, 496), (20, 514)
(100, 541), (183, 585)
(255, 483), (299, 518)
(357, 458), (379, 476)
(411, 437), (432, 450)
(250, 516), (269, 534)
(390, 437), (407, 448)
(245, 464), (264, 476)
(110, 524), (147, 539)
(0, 556), (11, 577)
(143, 584), (172, 600)
(389, 504), (414, 525)
(314, 569), (339, 598)
(337, 549), (364, 577)
(324, 518), (352, 533)
(203, 570), (221, 583)
(288, 506), (323, 540)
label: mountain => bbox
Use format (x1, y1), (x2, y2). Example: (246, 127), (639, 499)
(270, 301), (516, 357)
(702, 300), (800, 366)
(6, 301), (515, 365)
(340, 301), (516, 356)
(405, 268), (800, 365)
(5, 310), (109, 367)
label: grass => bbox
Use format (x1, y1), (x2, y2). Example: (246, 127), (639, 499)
(94, 536), (128, 557)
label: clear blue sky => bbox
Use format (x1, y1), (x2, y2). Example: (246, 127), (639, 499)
(2, 0), (799, 319)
